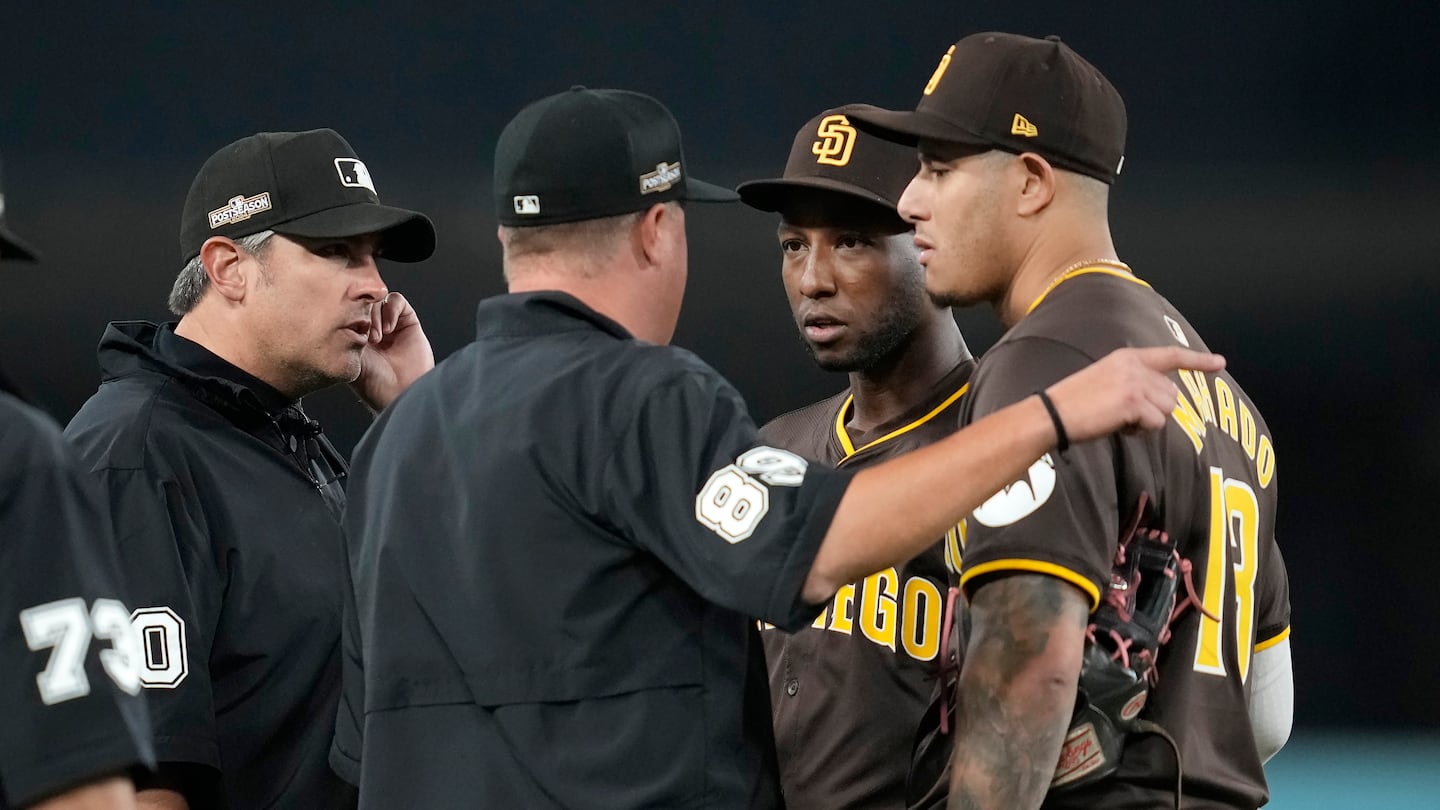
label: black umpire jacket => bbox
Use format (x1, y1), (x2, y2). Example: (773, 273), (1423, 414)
(334, 292), (851, 809)
(65, 322), (357, 810)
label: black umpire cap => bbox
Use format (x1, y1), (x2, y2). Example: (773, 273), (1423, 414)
(180, 128), (437, 263)
(493, 86), (738, 227)
(0, 152), (40, 262)
(737, 107), (920, 226)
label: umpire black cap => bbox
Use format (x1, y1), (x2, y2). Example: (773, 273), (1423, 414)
(0, 152), (40, 262)
(494, 86), (738, 227)
(737, 107), (918, 225)
(180, 128), (436, 263)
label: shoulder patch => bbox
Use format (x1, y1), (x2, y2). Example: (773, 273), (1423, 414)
(972, 453), (1056, 527)
(694, 446), (807, 543)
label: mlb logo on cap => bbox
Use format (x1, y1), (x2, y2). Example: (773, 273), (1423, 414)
(514, 195), (541, 215)
(335, 158), (376, 194)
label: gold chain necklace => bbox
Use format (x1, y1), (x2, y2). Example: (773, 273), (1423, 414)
(1058, 257), (1132, 276)
(1026, 258), (1135, 315)
(1034, 257), (1132, 303)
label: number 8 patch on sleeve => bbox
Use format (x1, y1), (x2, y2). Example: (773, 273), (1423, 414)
(695, 447), (808, 543)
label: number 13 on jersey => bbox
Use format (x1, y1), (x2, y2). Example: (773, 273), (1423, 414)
(1193, 467), (1260, 682)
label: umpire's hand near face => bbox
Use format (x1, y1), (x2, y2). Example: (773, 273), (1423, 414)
(353, 291), (434, 411)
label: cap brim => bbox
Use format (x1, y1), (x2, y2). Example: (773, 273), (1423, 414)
(272, 203), (436, 263)
(0, 226), (40, 263)
(737, 177), (900, 216)
(841, 104), (992, 150)
(682, 177), (740, 203)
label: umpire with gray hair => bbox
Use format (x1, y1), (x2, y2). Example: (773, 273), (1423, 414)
(334, 86), (1223, 808)
(65, 129), (435, 810)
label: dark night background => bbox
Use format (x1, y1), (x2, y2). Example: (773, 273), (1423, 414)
(3, 0), (1437, 785)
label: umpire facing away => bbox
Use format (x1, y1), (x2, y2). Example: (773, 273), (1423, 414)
(65, 129), (435, 810)
(1, 153), (154, 810)
(335, 86), (1223, 809)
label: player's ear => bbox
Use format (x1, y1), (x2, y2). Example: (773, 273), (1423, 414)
(635, 203), (671, 267)
(1015, 153), (1057, 217)
(199, 236), (250, 303)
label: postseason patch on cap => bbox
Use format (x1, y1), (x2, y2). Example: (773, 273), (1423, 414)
(209, 192), (273, 229)
(639, 161), (682, 195)
(513, 195), (540, 215)
(335, 158), (376, 194)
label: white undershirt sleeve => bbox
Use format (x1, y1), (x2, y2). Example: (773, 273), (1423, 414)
(1249, 636), (1294, 763)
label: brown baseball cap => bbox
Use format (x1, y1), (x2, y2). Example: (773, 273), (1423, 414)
(846, 33), (1127, 184)
(736, 107), (918, 220)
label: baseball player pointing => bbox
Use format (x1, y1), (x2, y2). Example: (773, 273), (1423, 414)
(849, 31), (1292, 809)
(336, 86), (1223, 808)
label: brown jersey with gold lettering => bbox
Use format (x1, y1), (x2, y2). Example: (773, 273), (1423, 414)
(957, 266), (1290, 809)
(760, 361), (974, 810)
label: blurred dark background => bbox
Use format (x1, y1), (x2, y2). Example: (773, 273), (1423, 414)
(3, 0), (1437, 752)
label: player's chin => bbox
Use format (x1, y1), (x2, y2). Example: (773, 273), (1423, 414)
(924, 277), (975, 309)
(809, 345), (862, 373)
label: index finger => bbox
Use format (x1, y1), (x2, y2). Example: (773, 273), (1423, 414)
(1138, 346), (1225, 374)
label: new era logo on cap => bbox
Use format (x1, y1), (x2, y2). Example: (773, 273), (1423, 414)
(1011, 114), (1038, 137)
(335, 158), (376, 194)
(514, 195), (540, 215)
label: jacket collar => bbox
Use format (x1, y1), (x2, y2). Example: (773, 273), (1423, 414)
(474, 291), (634, 341)
(98, 320), (295, 416)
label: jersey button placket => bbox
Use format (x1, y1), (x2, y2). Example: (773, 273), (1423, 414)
(785, 678), (799, 697)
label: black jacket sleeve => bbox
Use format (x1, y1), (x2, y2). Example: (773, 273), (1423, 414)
(92, 461), (225, 774)
(0, 401), (153, 807)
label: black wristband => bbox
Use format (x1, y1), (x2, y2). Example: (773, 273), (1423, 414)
(1035, 389), (1070, 453)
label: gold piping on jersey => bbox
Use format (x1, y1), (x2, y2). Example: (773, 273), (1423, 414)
(1253, 625), (1291, 652)
(959, 558), (1102, 612)
(833, 381), (971, 460)
(1026, 262), (1152, 316)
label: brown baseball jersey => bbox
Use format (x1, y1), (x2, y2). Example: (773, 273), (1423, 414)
(956, 265), (1290, 809)
(760, 360), (974, 809)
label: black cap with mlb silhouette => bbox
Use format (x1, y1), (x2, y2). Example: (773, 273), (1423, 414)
(846, 33), (1127, 184)
(0, 152), (40, 262)
(494, 86), (738, 227)
(736, 107), (918, 223)
(180, 128), (436, 263)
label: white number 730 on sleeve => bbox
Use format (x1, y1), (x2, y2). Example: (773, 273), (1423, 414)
(20, 597), (143, 705)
